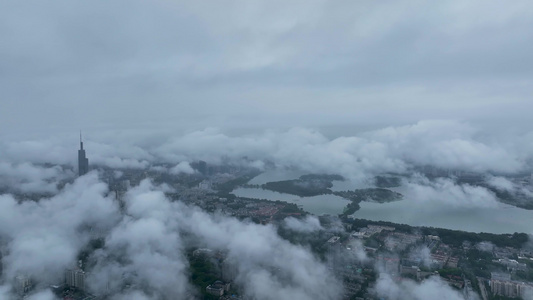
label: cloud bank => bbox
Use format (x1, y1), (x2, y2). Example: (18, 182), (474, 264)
(0, 175), (343, 299)
(0, 167), (497, 299)
(1, 121), (531, 182)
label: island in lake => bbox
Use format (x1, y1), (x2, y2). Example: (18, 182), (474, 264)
(243, 174), (403, 216)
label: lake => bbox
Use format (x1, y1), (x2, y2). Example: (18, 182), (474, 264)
(232, 187), (350, 216)
(248, 169), (307, 185)
(353, 197), (533, 234)
(235, 170), (533, 234)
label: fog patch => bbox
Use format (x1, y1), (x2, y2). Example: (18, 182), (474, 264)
(283, 215), (323, 233)
(404, 175), (499, 208)
(26, 289), (56, 300)
(476, 241), (495, 252)
(0, 173), (120, 293)
(374, 273), (465, 300)
(1, 121), (532, 182)
(0, 162), (72, 194)
(408, 246), (433, 268)
(170, 161), (195, 175)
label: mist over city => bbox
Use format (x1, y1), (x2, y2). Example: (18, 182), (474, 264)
(1, 1), (533, 299)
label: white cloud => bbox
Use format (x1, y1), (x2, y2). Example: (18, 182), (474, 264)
(169, 161), (195, 175)
(476, 241), (494, 252)
(0, 162), (71, 194)
(404, 175), (499, 208)
(487, 176), (515, 192)
(26, 289), (56, 300)
(487, 175), (533, 199)
(80, 179), (341, 299)
(1, 121), (531, 182)
(0, 173), (120, 287)
(375, 274), (466, 300)
(283, 215), (323, 233)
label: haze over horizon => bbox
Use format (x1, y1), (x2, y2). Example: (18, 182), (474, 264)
(2, 0), (533, 183)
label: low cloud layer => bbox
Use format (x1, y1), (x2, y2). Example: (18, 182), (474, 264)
(0, 169), (503, 299)
(169, 161), (195, 175)
(375, 273), (467, 300)
(0, 162), (73, 194)
(1, 121), (532, 184)
(0, 174), (119, 286)
(283, 215), (323, 233)
(487, 175), (533, 198)
(0, 175), (343, 299)
(0, 122), (531, 298)
(403, 175), (500, 209)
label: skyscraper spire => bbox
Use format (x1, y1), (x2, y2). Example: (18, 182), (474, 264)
(78, 132), (89, 176)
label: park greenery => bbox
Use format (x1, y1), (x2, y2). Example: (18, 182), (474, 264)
(333, 188), (403, 203)
(259, 174), (340, 196)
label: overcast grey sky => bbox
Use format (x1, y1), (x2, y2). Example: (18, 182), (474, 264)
(1, 0), (532, 137)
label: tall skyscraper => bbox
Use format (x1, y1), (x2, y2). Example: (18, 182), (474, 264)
(78, 132), (89, 176)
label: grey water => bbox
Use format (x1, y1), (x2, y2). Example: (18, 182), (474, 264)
(232, 187), (350, 216)
(353, 197), (533, 234)
(234, 169), (533, 234)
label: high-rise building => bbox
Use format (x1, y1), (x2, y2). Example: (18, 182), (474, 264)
(78, 132), (89, 176)
(491, 279), (533, 298)
(15, 274), (32, 295)
(490, 272), (533, 298)
(65, 268), (85, 290)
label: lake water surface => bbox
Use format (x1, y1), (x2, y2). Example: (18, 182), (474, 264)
(353, 198), (533, 234)
(248, 169), (306, 185)
(235, 170), (533, 234)
(232, 187), (350, 216)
